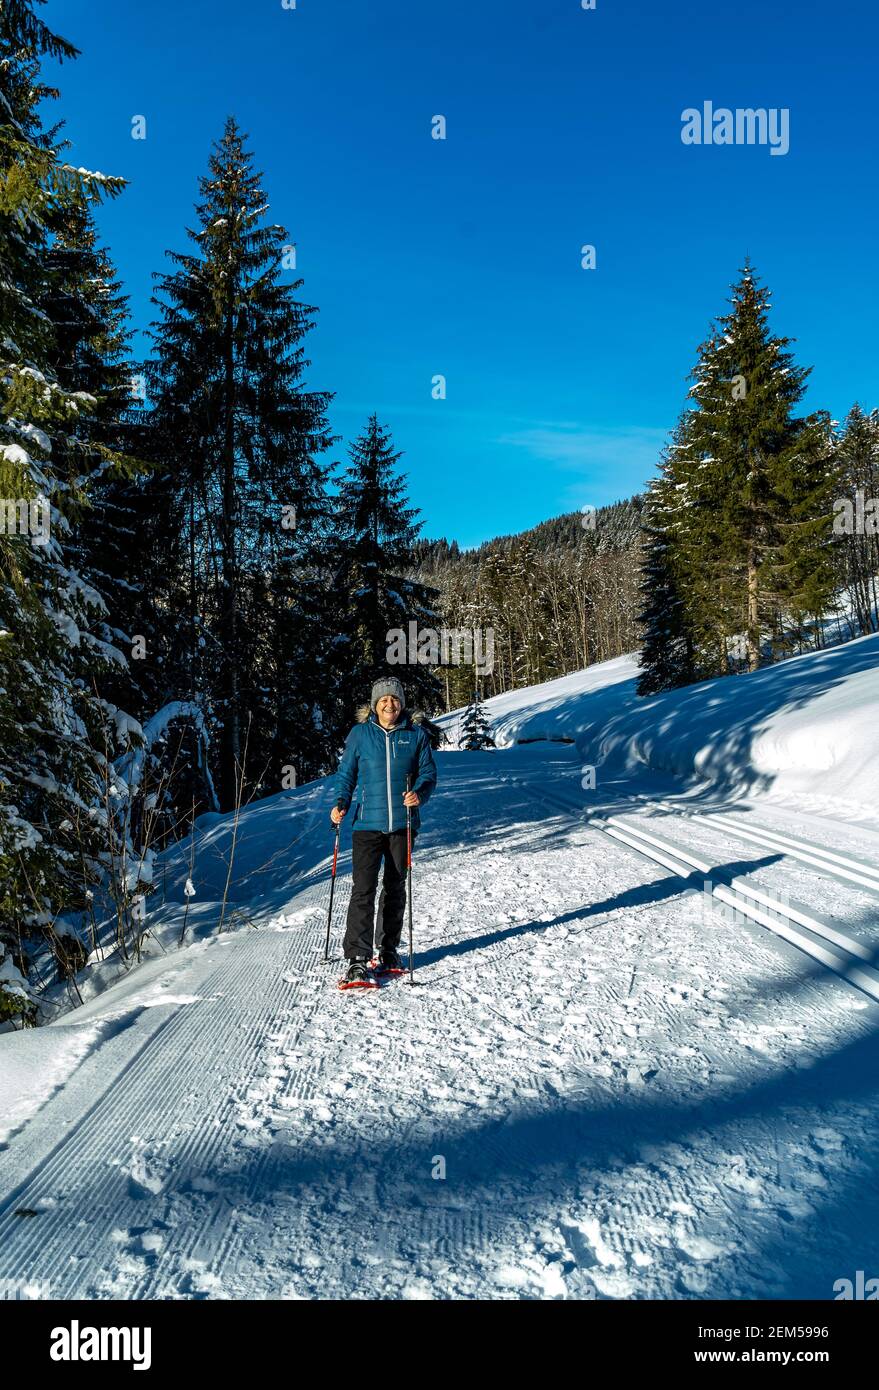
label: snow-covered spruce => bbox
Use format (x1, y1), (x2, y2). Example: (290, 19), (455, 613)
(0, 1), (143, 1021)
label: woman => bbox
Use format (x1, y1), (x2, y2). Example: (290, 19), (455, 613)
(331, 677), (438, 989)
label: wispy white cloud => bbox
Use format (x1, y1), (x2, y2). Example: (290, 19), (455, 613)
(497, 424), (669, 505)
(330, 401), (584, 429)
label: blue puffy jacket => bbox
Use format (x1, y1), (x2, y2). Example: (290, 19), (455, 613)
(333, 707), (438, 833)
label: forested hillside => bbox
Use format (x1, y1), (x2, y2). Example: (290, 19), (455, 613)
(414, 497), (645, 708)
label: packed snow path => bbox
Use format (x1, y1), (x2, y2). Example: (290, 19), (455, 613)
(2, 747), (879, 1299)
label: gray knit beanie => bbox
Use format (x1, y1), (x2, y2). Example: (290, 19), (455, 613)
(370, 677), (405, 711)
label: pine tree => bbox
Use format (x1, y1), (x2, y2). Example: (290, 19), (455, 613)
(45, 200), (152, 700)
(636, 264), (840, 690)
(0, 0), (145, 1016)
(328, 415), (441, 731)
(458, 690), (496, 750)
(143, 117), (335, 806)
(636, 425), (700, 695)
(664, 262), (836, 676)
(831, 405), (879, 636)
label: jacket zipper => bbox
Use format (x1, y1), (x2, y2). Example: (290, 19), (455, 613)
(385, 730), (392, 832)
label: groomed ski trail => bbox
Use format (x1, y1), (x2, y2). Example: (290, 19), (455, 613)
(1, 748), (879, 1299)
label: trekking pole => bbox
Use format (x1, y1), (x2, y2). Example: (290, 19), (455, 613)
(324, 816), (341, 961)
(405, 774), (415, 983)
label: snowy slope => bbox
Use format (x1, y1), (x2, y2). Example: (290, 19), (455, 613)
(2, 640), (879, 1300)
(448, 634), (879, 823)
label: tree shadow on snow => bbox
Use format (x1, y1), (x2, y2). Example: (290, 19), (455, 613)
(410, 853), (782, 971)
(593, 634), (879, 802)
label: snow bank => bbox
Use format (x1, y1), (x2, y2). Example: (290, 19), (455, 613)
(595, 634), (879, 817)
(444, 634), (879, 819)
(440, 655), (638, 751)
(0, 1021), (102, 1146)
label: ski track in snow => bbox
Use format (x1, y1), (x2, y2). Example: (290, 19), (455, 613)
(2, 753), (879, 1300)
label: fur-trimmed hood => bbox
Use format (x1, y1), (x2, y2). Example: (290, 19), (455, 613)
(355, 703), (428, 726)
(353, 704), (446, 750)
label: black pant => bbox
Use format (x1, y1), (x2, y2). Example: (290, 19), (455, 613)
(343, 829), (416, 960)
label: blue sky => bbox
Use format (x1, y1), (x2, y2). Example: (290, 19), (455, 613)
(46, 0), (878, 547)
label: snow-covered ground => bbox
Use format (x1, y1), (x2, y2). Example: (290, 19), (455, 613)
(1, 638), (879, 1299)
(447, 632), (879, 823)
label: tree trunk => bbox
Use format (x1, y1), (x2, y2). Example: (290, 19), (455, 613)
(747, 548), (760, 672)
(220, 306), (240, 806)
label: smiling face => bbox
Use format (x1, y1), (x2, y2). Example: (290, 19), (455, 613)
(376, 694), (401, 728)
